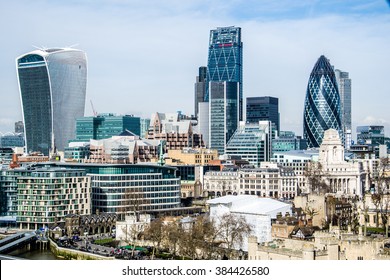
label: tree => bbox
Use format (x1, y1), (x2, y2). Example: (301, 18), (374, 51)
(164, 220), (181, 257)
(304, 161), (331, 194)
(371, 158), (390, 236)
(143, 218), (164, 259)
(214, 213), (253, 259)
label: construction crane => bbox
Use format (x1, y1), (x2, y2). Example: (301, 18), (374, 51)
(90, 100), (97, 117)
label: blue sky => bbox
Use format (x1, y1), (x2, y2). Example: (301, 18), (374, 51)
(0, 0), (389, 138)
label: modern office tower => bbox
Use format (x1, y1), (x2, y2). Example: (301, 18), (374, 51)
(140, 118), (151, 138)
(16, 48), (87, 155)
(194, 66), (207, 118)
(357, 125), (385, 146)
(225, 121), (272, 167)
(335, 69), (352, 150)
(206, 26), (243, 121)
(246, 96), (280, 134)
(209, 81), (239, 154)
(75, 113), (141, 141)
(14, 121), (24, 134)
(303, 55), (343, 148)
(198, 102), (210, 147)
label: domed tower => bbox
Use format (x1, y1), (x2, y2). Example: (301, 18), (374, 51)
(303, 55), (343, 148)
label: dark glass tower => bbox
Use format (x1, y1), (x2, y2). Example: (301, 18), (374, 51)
(209, 81), (239, 154)
(194, 66), (207, 118)
(16, 48), (87, 155)
(246, 96), (280, 134)
(303, 55), (343, 148)
(206, 26), (243, 120)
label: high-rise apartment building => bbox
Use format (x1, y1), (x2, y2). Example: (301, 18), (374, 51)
(209, 81), (239, 154)
(246, 96), (280, 134)
(75, 113), (141, 141)
(16, 48), (87, 155)
(303, 55), (343, 148)
(335, 69), (352, 150)
(206, 26), (243, 120)
(194, 66), (207, 118)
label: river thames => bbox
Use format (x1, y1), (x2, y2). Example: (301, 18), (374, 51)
(8, 247), (59, 260)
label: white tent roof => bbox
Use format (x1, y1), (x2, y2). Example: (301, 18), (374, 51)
(207, 195), (291, 218)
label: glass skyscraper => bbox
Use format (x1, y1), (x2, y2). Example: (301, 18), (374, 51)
(246, 96), (280, 134)
(194, 66), (207, 118)
(303, 55), (343, 148)
(206, 26), (243, 120)
(209, 81), (239, 154)
(16, 48), (87, 155)
(225, 121), (272, 167)
(335, 69), (352, 150)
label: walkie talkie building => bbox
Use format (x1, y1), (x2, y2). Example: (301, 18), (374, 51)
(303, 55), (343, 148)
(16, 48), (87, 155)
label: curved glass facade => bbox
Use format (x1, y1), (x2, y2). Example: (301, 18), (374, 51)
(303, 55), (343, 148)
(17, 48), (87, 155)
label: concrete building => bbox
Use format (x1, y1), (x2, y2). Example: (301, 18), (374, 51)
(272, 149), (319, 194)
(207, 195), (292, 251)
(147, 112), (203, 151)
(165, 148), (218, 165)
(203, 162), (298, 200)
(248, 228), (390, 260)
(317, 129), (367, 197)
(203, 170), (240, 197)
(116, 213), (151, 245)
(65, 134), (161, 164)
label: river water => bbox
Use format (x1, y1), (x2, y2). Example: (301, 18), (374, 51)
(8, 247), (60, 260)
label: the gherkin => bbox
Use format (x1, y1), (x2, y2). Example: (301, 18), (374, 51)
(303, 55), (343, 148)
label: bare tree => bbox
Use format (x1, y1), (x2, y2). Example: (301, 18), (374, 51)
(143, 218), (164, 259)
(304, 162), (330, 194)
(164, 220), (181, 257)
(371, 158), (390, 236)
(214, 213), (253, 259)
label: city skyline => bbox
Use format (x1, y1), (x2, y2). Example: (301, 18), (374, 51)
(0, 0), (389, 138)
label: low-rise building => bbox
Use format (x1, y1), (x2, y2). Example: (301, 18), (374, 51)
(207, 195), (292, 251)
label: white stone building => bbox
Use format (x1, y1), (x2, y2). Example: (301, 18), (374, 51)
(318, 129), (367, 197)
(203, 170), (239, 197)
